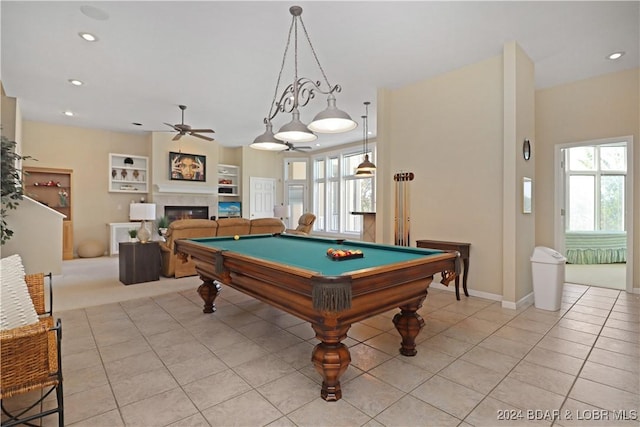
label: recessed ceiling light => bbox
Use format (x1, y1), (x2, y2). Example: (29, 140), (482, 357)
(68, 79), (84, 86)
(63, 111), (74, 117)
(607, 51), (625, 60)
(78, 32), (98, 42)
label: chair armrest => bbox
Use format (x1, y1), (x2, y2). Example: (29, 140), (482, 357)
(0, 317), (62, 398)
(24, 273), (53, 317)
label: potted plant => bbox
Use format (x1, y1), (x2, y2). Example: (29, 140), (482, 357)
(128, 229), (137, 242)
(156, 216), (169, 240)
(1, 135), (34, 245)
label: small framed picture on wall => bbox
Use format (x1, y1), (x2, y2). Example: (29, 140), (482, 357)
(169, 152), (206, 181)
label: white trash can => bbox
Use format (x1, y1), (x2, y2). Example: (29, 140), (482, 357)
(530, 246), (566, 311)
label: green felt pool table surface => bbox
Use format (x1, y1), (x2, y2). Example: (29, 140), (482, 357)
(188, 233), (445, 276)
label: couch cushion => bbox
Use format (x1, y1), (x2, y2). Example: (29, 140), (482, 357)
(166, 219), (218, 233)
(216, 218), (251, 236)
(250, 218), (285, 235)
(0, 254), (39, 330)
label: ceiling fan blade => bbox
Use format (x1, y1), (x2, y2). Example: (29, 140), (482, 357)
(190, 132), (214, 141)
(172, 133), (183, 141)
(189, 128), (215, 134)
(164, 122), (178, 130)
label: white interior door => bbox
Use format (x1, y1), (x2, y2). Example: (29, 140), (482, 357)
(249, 177), (276, 219)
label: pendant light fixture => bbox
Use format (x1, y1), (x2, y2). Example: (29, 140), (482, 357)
(356, 101), (376, 174)
(251, 5), (357, 151)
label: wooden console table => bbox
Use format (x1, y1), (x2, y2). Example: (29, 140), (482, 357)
(416, 239), (470, 300)
(119, 241), (161, 285)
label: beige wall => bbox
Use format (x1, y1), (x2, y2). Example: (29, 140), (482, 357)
(379, 55), (506, 297)
(22, 121), (151, 256)
(536, 68), (639, 289)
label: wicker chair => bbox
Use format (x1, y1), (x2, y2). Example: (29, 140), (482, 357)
(1, 273), (63, 427)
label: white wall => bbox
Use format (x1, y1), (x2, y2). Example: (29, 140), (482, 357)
(3, 197), (64, 275)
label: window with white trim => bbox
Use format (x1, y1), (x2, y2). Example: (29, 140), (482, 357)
(312, 145), (375, 236)
(566, 142), (626, 231)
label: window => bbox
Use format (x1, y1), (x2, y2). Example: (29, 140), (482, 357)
(313, 146), (376, 236)
(566, 143), (626, 232)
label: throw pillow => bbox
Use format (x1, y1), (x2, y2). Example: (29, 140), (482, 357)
(0, 254), (39, 330)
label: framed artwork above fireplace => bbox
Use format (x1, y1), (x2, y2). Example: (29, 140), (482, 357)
(169, 151), (206, 182)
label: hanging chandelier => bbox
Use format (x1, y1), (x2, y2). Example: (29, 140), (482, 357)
(355, 101), (376, 174)
(251, 5), (357, 151)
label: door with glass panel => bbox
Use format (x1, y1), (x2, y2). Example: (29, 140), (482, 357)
(284, 159), (308, 230)
(562, 141), (629, 290)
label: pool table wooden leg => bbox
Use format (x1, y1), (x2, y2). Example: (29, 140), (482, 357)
(311, 324), (351, 402)
(197, 279), (222, 313)
(392, 297), (426, 356)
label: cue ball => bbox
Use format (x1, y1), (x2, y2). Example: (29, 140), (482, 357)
(233, 235), (239, 240)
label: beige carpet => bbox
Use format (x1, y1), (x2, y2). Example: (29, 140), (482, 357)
(53, 256), (201, 312)
(565, 263), (627, 290)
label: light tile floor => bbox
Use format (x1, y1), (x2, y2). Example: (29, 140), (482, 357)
(3, 283), (639, 426)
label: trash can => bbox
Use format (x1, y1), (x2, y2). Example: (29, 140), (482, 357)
(530, 246), (566, 311)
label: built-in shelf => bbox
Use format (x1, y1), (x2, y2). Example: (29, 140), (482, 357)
(109, 153), (148, 193)
(23, 166), (74, 260)
(217, 164), (240, 197)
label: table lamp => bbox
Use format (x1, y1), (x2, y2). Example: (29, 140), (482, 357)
(129, 203), (156, 243)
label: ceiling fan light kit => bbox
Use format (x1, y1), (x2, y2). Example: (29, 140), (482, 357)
(251, 5), (357, 151)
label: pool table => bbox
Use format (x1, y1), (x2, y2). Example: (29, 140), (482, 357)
(174, 233), (459, 401)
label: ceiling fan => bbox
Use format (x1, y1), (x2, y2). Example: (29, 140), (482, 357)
(283, 142), (312, 152)
(164, 105), (215, 141)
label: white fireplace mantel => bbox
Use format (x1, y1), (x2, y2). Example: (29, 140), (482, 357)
(154, 183), (216, 195)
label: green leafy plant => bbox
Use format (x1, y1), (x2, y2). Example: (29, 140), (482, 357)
(1, 135), (33, 245)
(128, 229), (138, 238)
(156, 216), (169, 231)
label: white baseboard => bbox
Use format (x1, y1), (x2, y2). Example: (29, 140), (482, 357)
(429, 282), (534, 311)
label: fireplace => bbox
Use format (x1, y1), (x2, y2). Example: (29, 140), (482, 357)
(165, 206), (209, 223)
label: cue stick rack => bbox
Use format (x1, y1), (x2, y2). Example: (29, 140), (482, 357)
(394, 171), (414, 246)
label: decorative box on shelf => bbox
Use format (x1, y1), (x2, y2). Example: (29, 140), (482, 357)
(109, 153), (149, 193)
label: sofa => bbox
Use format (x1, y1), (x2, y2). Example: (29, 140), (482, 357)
(159, 217), (285, 278)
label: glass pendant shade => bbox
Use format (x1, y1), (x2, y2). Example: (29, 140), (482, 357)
(250, 122), (288, 151)
(274, 109), (317, 143)
(308, 94), (358, 134)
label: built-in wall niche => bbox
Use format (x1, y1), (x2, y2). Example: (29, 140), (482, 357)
(109, 153), (148, 193)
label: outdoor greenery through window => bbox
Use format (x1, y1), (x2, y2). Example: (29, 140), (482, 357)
(313, 146), (375, 235)
(566, 143), (626, 231)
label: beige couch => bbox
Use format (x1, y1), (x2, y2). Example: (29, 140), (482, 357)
(160, 217), (285, 278)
